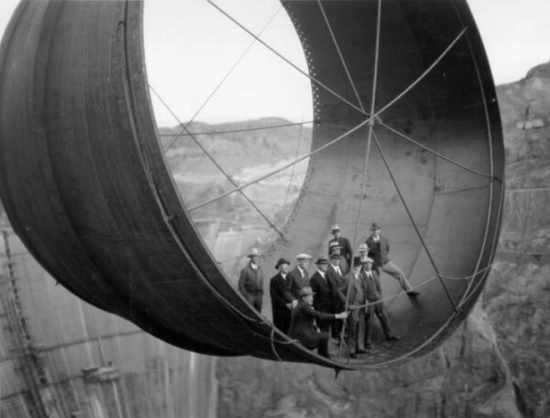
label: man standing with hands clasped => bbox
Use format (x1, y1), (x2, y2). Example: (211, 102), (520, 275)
(238, 248), (264, 312)
(309, 257), (346, 345)
(366, 222), (419, 297)
(269, 257), (296, 333)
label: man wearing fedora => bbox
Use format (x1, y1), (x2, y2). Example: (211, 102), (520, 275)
(362, 257), (401, 347)
(289, 253), (312, 299)
(357, 243), (369, 262)
(328, 241), (349, 275)
(310, 257), (347, 345)
(365, 222), (419, 297)
(288, 286), (348, 359)
(328, 225), (353, 267)
(327, 253), (346, 342)
(342, 257), (369, 357)
(238, 248), (264, 312)
(269, 258), (296, 332)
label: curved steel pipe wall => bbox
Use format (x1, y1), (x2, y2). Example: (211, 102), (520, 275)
(0, 0), (504, 369)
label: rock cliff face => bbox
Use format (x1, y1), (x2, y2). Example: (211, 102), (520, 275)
(215, 62), (550, 418)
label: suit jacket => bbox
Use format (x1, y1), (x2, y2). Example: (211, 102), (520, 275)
(328, 236), (353, 265)
(343, 271), (368, 306)
(288, 300), (334, 349)
(365, 234), (390, 267)
(327, 264), (345, 288)
(342, 271), (368, 319)
(309, 270), (345, 314)
(288, 266), (309, 299)
(238, 263), (264, 295)
(362, 269), (381, 302)
(269, 273), (294, 311)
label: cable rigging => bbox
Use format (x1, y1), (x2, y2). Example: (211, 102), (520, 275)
(162, 3), (287, 154)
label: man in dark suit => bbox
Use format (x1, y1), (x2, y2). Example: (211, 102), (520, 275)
(365, 222), (419, 297)
(237, 248), (264, 312)
(342, 257), (369, 357)
(362, 257), (400, 348)
(288, 253), (312, 299)
(327, 253), (346, 341)
(288, 286), (348, 359)
(328, 225), (353, 267)
(269, 257), (296, 333)
(309, 257), (347, 344)
(328, 242), (349, 275)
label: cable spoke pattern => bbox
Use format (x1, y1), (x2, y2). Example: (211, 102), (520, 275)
(159, 120), (316, 138)
(207, 0), (368, 117)
(316, 0), (366, 113)
(162, 3), (286, 153)
(338, 0), (383, 361)
(189, 117), (372, 211)
(150, 85), (287, 239)
(378, 120), (497, 180)
(371, 130), (459, 312)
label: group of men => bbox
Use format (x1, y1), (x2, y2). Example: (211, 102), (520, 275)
(237, 223), (419, 359)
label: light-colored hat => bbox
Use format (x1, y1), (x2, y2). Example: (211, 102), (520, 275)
(361, 257), (374, 264)
(296, 253), (312, 260)
(329, 241), (341, 249)
(331, 224), (340, 232)
(299, 286), (315, 297)
(247, 248), (261, 257)
(358, 243), (369, 252)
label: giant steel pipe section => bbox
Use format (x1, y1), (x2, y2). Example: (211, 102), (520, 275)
(0, 0), (504, 370)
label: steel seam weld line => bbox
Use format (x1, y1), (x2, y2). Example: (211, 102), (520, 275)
(316, 0), (365, 113)
(206, 0), (367, 117)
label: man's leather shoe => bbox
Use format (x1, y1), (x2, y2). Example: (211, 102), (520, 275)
(356, 348), (368, 354)
(407, 290), (420, 297)
(387, 335), (401, 341)
(365, 343), (375, 350)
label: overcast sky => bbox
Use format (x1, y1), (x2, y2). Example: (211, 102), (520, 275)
(1, 0), (549, 126)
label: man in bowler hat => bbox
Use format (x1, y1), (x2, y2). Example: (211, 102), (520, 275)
(269, 257), (296, 332)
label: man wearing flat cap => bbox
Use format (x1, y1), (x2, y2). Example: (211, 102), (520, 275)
(289, 253), (312, 299)
(328, 225), (353, 267)
(366, 222), (419, 297)
(288, 286), (348, 359)
(269, 257), (295, 332)
(309, 257), (347, 345)
(238, 248), (264, 312)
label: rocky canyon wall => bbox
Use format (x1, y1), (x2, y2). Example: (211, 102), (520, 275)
(214, 62), (550, 418)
